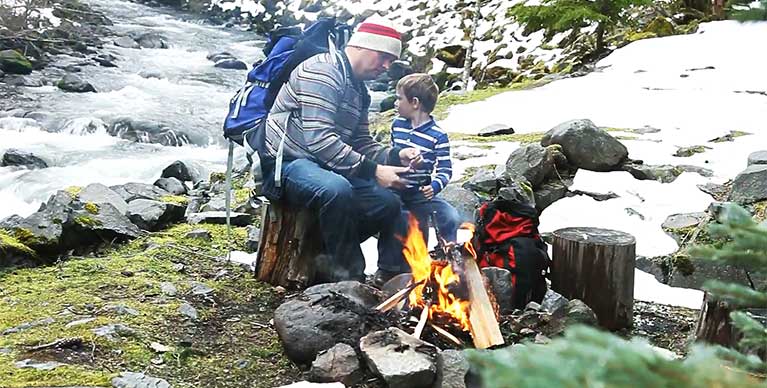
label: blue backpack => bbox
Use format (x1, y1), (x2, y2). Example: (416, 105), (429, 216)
(222, 18), (352, 147)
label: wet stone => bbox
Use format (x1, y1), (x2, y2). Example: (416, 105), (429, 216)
(179, 303), (198, 320)
(189, 281), (214, 296)
(2, 317), (55, 335)
(111, 371), (170, 388)
(15, 359), (65, 370)
(160, 282), (178, 296)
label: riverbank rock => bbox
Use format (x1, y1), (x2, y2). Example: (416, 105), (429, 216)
(114, 36), (140, 49)
(161, 160), (209, 184)
(729, 165), (767, 204)
(360, 327), (438, 388)
(748, 150), (767, 166)
(134, 32), (168, 49)
(1, 149), (48, 169)
(309, 343), (363, 386)
(79, 183), (128, 215)
(439, 186), (480, 223)
(541, 119), (628, 171)
(623, 163), (682, 183)
(57, 74), (96, 93)
(127, 199), (186, 231)
(111, 182), (171, 202)
(503, 143), (555, 187)
(0, 50), (33, 75)
(215, 59), (248, 70)
(154, 177), (187, 195)
(108, 117), (192, 146)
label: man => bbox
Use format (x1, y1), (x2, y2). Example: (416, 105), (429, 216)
(259, 16), (419, 283)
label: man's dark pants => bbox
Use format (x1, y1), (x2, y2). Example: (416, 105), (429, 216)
(264, 158), (405, 282)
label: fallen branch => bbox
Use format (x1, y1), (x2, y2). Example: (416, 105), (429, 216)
(28, 337), (82, 352)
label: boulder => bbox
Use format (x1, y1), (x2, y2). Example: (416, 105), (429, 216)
(1, 149), (48, 169)
(697, 182), (729, 200)
(161, 160), (209, 183)
(359, 328), (438, 388)
(110, 182), (170, 202)
(540, 289), (568, 317)
(206, 51), (232, 60)
(747, 150), (767, 166)
(387, 60), (413, 80)
(478, 124), (515, 137)
(481, 267), (514, 314)
(187, 211), (251, 226)
(108, 118), (193, 146)
(57, 74), (96, 93)
(303, 281), (382, 308)
(94, 54), (118, 67)
(127, 199), (185, 231)
(135, 33), (168, 49)
(677, 164), (714, 178)
(462, 167), (498, 194)
(153, 177), (187, 195)
(199, 194), (227, 212)
(564, 299), (598, 326)
(66, 202), (141, 246)
(309, 343), (363, 386)
(623, 163), (682, 183)
(274, 281), (378, 364)
(4, 191), (74, 253)
(114, 36), (140, 49)
(78, 183), (128, 215)
(111, 372), (170, 388)
(534, 179), (569, 212)
(214, 59), (248, 70)
(498, 177), (536, 208)
(661, 212), (707, 241)
(729, 165), (767, 204)
(541, 119), (628, 172)
(503, 143), (555, 187)
(0, 49), (33, 75)
(439, 186), (480, 223)
(434, 349), (470, 388)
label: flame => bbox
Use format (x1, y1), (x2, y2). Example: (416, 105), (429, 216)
(400, 215), (472, 331)
(460, 222), (476, 259)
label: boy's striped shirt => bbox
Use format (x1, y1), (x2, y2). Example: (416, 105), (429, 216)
(391, 116), (452, 195)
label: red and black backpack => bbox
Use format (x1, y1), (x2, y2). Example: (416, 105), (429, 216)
(473, 198), (551, 309)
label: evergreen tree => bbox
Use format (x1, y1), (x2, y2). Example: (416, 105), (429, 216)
(690, 203), (767, 373)
(507, 0), (650, 53)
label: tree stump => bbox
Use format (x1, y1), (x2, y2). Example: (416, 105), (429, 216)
(550, 227), (636, 330)
(695, 292), (737, 347)
(255, 199), (323, 290)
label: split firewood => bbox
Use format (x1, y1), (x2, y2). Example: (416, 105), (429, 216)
(413, 303), (431, 339)
(464, 256), (505, 349)
(28, 337), (83, 352)
(429, 323), (463, 346)
(375, 281), (420, 312)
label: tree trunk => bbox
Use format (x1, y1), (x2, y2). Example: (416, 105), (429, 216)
(461, 0), (481, 93)
(255, 199), (323, 290)
(595, 22), (605, 54)
(695, 292), (737, 347)
(684, 0), (712, 14)
(550, 227), (636, 330)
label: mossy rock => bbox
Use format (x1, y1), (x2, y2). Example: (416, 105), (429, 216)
(159, 195), (189, 205)
(626, 31), (658, 43)
(644, 16), (676, 37)
(0, 229), (37, 263)
(0, 49), (33, 75)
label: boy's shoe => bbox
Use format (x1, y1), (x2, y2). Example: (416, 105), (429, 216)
(372, 269), (403, 288)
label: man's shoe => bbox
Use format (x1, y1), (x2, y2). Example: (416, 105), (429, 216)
(372, 269), (402, 288)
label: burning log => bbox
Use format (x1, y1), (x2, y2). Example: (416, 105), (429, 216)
(375, 281), (420, 312)
(428, 323), (463, 347)
(413, 303), (431, 339)
(255, 199), (323, 289)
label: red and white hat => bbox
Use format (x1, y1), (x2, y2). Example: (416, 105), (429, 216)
(347, 16), (402, 59)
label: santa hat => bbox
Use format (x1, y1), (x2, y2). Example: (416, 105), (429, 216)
(346, 16), (402, 59)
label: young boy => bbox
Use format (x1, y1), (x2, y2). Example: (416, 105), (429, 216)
(375, 73), (461, 285)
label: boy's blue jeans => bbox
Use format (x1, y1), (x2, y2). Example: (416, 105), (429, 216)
(264, 159), (404, 281)
(377, 189), (462, 273)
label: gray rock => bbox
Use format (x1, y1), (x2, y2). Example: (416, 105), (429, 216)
(92, 324), (136, 340)
(68, 201), (142, 243)
(462, 167), (498, 194)
(674, 145), (709, 157)
(309, 343), (363, 385)
(127, 199), (185, 231)
(274, 282), (377, 364)
(2, 317), (55, 335)
(534, 179), (569, 212)
(478, 124), (514, 137)
(748, 150), (767, 166)
(15, 359), (65, 370)
(95, 54), (118, 67)
(114, 36), (140, 49)
(246, 225), (260, 251)
(110, 182), (170, 202)
(729, 165), (767, 204)
(154, 177), (187, 195)
(57, 74), (96, 93)
(661, 212), (707, 240)
(190, 281), (214, 296)
(697, 182), (729, 199)
(439, 186), (479, 223)
(623, 163), (681, 183)
(161, 160), (209, 183)
(0, 347), (11, 355)
(632, 126), (661, 134)
(635, 256), (666, 284)
(498, 177), (536, 207)
(79, 183), (128, 215)
(187, 211), (251, 226)
(0, 49), (33, 75)
(108, 118), (194, 146)
(160, 282), (178, 296)
(214, 59), (248, 70)
(303, 281), (382, 308)
(105, 304), (139, 316)
(677, 165), (714, 178)
(434, 349), (470, 388)
(541, 119), (628, 171)
(111, 371), (170, 388)
(5, 191), (73, 253)
(503, 143), (555, 187)
(185, 229), (212, 241)
(206, 51), (232, 60)
(360, 327), (438, 388)
(481, 267), (513, 314)
(138, 70), (162, 79)
(199, 194), (227, 212)
(179, 303), (198, 320)
(135, 33), (168, 49)
(666, 256), (767, 291)
(565, 299), (598, 326)
(1, 149), (48, 169)
(540, 289), (568, 317)
(65, 317), (96, 328)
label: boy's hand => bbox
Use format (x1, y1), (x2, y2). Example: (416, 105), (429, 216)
(420, 185), (434, 200)
(399, 148), (423, 169)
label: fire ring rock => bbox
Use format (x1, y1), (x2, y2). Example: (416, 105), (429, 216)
(360, 327), (438, 388)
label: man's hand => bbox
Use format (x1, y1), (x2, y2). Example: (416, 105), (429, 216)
(420, 185), (434, 200)
(399, 148), (423, 169)
(375, 165), (410, 189)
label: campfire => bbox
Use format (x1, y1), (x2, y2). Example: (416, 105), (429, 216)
(375, 216), (505, 349)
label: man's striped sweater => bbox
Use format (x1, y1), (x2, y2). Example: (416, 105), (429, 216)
(261, 52), (400, 178)
(391, 116), (453, 195)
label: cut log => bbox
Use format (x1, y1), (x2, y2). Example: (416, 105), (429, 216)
(550, 227), (636, 330)
(255, 199), (323, 289)
(695, 292), (737, 347)
(464, 256), (505, 349)
(375, 281), (419, 312)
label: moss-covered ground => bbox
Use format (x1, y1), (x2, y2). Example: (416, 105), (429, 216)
(0, 223), (300, 387)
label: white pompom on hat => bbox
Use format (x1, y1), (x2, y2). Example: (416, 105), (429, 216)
(346, 16), (402, 59)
